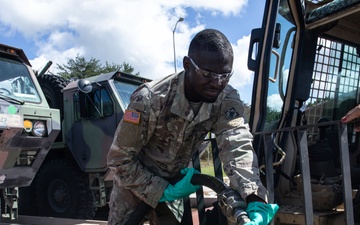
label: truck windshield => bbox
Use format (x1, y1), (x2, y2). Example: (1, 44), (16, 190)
(0, 57), (40, 103)
(112, 80), (140, 109)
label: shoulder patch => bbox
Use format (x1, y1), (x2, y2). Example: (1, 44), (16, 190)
(224, 107), (241, 120)
(124, 110), (141, 124)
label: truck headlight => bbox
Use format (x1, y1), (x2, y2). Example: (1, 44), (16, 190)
(32, 121), (46, 137)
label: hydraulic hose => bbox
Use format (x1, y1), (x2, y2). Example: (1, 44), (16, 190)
(191, 173), (228, 193)
(124, 173), (249, 225)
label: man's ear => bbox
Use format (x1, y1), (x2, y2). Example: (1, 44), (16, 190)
(183, 56), (190, 72)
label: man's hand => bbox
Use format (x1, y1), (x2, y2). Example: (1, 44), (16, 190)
(244, 202), (279, 225)
(342, 104), (360, 132)
(159, 168), (200, 202)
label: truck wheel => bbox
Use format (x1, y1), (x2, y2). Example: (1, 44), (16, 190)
(33, 159), (97, 219)
(37, 74), (69, 115)
(37, 74), (69, 142)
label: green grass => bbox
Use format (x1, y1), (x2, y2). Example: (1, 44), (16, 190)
(200, 164), (216, 176)
(200, 161), (225, 177)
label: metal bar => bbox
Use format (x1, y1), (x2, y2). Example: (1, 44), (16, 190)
(211, 138), (224, 181)
(296, 129), (314, 225)
(182, 197), (194, 225)
(211, 138), (228, 225)
(264, 134), (275, 203)
(254, 120), (342, 135)
(263, 133), (276, 225)
(193, 151), (206, 225)
(338, 123), (354, 225)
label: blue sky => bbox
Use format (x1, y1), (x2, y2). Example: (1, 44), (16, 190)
(0, 0), (265, 104)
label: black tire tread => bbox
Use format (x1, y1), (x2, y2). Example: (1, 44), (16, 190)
(33, 158), (96, 219)
(37, 74), (69, 116)
(37, 74), (69, 141)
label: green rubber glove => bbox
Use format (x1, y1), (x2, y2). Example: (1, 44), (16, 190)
(159, 168), (200, 202)
(244, 202), (279, 225)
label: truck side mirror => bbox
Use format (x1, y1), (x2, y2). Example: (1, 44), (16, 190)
(77, 79), (92, 93)
(273, 23), (281, 48)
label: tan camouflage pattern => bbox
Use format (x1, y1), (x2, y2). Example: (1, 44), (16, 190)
(107, 71), (268, 224)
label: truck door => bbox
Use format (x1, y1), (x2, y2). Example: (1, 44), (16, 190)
(248, 0), (300, 144)
(72, 86), (117, 171)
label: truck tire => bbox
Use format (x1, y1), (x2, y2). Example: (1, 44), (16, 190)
(37, 74), (69, 115)
(37, 74), (69, 142)
(19, 75), (70, 216)
(33, 159), (97, 219)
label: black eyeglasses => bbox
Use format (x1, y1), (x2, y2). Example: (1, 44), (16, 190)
(187, 56), (233, 81)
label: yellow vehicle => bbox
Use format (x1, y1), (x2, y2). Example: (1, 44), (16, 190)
(247, 0), (360, 224)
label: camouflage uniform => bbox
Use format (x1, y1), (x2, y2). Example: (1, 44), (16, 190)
(107, 71), (268, 225)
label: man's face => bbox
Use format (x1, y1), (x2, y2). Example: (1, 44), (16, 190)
(183, 51), (233, 103)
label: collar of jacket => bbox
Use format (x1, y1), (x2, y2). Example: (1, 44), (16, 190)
(171, 71), (228, 124)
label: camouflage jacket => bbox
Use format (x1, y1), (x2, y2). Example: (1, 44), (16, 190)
(107, 71), (268, 211)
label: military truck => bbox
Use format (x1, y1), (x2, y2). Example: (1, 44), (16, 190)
(0, 44), (60, 219)
(245, 0), (360, 224)
(18, 70), (151, 219)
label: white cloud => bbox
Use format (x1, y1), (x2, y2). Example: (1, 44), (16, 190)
(231, 35), (254, 88)
(267, 94), (283, 111)
(0, 0), (250, 84)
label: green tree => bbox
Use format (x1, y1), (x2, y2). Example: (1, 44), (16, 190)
(266, 106), (282, 123)
(102, 62), (139, 75)
(56, 55), (139, 79)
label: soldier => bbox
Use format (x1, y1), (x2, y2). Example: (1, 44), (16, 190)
(107, 28), (278, 225)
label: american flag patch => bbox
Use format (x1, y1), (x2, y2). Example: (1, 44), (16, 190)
(123, 110), (140, 124)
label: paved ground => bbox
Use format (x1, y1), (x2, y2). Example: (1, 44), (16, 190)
(1, 215), (108, 225)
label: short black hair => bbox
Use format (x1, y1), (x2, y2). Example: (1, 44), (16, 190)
(188, 29), (233, 57)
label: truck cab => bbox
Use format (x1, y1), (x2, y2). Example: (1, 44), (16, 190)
(19, 71), (151, 219)
(0, 43), (60, 219)
(248, 0), (360, 224)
